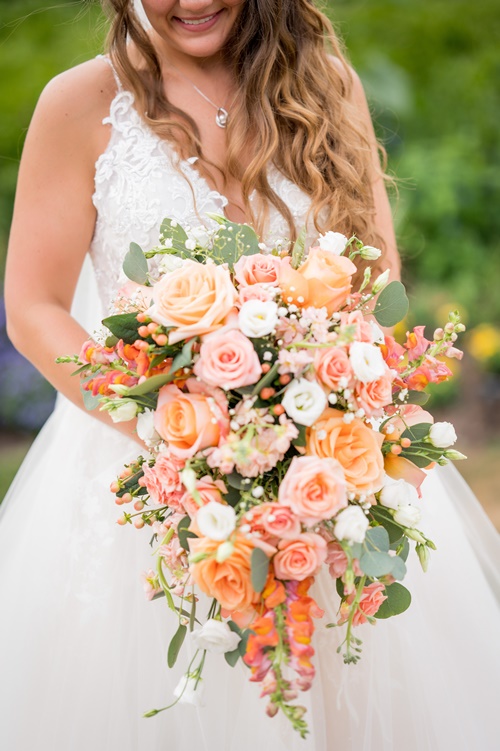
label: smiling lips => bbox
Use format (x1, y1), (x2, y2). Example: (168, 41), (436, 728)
(174, 9), (223, 31)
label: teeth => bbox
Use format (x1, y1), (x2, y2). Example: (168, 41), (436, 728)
(179, 14), (217, 25)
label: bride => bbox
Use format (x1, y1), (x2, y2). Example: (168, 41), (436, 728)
(2, 1), (499, 749)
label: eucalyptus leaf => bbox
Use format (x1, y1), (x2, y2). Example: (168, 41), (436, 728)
(238, 628), (251, 657)
(292, 424), (307, 447)
(167, 623), (187, 668)
(228, 620), (243, 636)
(374, 582), (411, 619)
(159, 217), (189, 252)
(224, 647), (241, 667)
(405, 390), (430, 406)
(82, 388), (100, 411)
(226, 472), (252, 490)
(250, 547), (269, 593)
(123, 242), (149, 284)
(211, 221), (260, 268)
(390, 555), (407, 581)
(401, 422), (433, 441)
(373, 281), (409, 327)
(359, 550), (395, 577)
(223, 486), (242, 508)
(364, 526), (390, 553)
(102, 312), (141, 344)
(400, 451), (435, 468)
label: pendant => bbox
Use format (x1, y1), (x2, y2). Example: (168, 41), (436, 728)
(216, 107), (229, 128)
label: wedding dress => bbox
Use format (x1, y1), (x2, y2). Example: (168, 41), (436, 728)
(1, 57), (499, 751)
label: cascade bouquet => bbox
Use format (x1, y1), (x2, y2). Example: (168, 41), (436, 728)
(60, 216), (465, 736)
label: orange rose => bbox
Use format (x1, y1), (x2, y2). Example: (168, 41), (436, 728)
(189, 534), (261, 613)
(306, 408), (384, 494)
(147, 259), (237, 344)
(279, 248), (357, 314)
(154, 379), (229, 459)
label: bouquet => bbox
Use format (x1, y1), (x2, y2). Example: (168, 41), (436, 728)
(59, 216), (465, 736)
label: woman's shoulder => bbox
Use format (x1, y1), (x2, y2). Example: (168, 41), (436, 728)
(31, 57), (119, 162)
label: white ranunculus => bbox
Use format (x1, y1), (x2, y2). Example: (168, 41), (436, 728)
(394, 504), (422, 529)
(158, 254), (186, 274)
(196, 501), (236, 541)
(191, 619), (241, 654)
(429, 421), (457, 448)
(282, 378), (328, 427)
(174, 674), (205, 706)
(349, 342), (387, 383)
(238, 300), (278, 338)
(136, 408), (160, 444)
(317, 231), (349, 255)
(109, 400), (138, 423)
(369, 321), (386, 345)
(379, 476), (419, 510)
(334, 505), (369, 543)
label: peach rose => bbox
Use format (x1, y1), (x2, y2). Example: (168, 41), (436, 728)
(339, 581), (387, 626)
(242, 502), (302, 541)
(154, 379), (229, 459)
(314, 346), (353, 390)
(325, 541), (349, 578)
(181, 476), (227, 519)
(355, 369), (394, 417)
(147, 259), (237, 344)
(338, 310), (373, 343)
(234, 253), (281, 287)
(306, 408), (385, 494)
(280, 248), (357, 314)
(193, 330), (262, 390)
(189, 534), (260, 613)
(278, 455), (347, 524)
(273, 532), (327, 581)
(142, 452), (185, 508)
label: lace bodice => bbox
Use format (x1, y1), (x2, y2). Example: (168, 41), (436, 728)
(89, 59), (314, 308)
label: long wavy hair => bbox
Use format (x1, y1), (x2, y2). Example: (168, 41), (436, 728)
(101, 0), (390, 267)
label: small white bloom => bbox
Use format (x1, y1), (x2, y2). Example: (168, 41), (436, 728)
(349, 341), (387, 383)
(334, 505), (369, 543)
(328, 393), (338, 405)
(185, 238), (197, 251)
(429, 422), (457, 448)
(342, 412), (355, 424)
(360, 245), (382, 261)
(282, 378), (327, 426)
(174, 674), (205, 706)
(215, 541), (234, 562)
(372, 269), (390, 294)
(379, 475), (419, 510)
(238, 300), (279, 338)
(394, 504), (422, 528)
(109, 400), (138, 423)
(369, 321), (385, 344)
(196, 501), (236, 541)
(158, 254), (186, 274)
(251, 486), (264, 499)
(189, 225), (211, 249)
(317, 231), (349, 255)
(136, 408), (160, 445)
(191, 619), (241, 654)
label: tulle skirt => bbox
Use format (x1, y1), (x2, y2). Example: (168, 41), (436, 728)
(1, 396), (499, 750)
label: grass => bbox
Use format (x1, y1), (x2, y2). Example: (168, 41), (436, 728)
(0, 435), (33, 503)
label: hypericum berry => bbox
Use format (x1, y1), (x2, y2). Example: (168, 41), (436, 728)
(138, 325), (150, 338)
(279, 374), (291, 386)
(133, 500), (145, 511)
(110, 481), (119, 493)
(136, 312), (147, 323)
(147, 322), (158, 334)
(121, 492), (133, 503)
(260, 387), (276, 400)
(154, 333), (168, 346)
(401, 437), (412, 448)
(390, 444), (402, 455)
(261, 363), (271, 373)
(134, 519), (145, 529)
(273, 404), (285, 416)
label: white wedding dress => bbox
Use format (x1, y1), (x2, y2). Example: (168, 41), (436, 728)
(1, 57), (499, 751)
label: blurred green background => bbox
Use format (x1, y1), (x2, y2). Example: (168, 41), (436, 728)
(1, 0), (499, 524)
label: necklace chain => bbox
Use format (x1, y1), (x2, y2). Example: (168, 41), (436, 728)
(167, 61), (235, 129)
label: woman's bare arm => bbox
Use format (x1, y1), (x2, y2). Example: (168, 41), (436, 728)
(4, 59), (140, 442)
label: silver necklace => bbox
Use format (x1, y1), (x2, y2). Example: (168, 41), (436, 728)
(167, 61), (234, 128)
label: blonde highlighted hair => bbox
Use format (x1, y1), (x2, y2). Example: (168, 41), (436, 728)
(101, 0), (389, 263)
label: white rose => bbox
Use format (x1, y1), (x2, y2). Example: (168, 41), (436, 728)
(191, 619), (241, 654)
(158, 254), (186, 274)
(196, 501), (236, 541)
(429, 422), (457, 448)
(109, 400), (138, 423)
(282, 378), (328, 426)
(334, 505), (369, 543)
(317, 231), (348, 255)
(379, 476), (419, 510)
(136, 408), (160, 445)
(174, 674), (205, 706)
(349, 341), (387, 383)
(238, 300), (278, 338)
(394, 504), (422, 528)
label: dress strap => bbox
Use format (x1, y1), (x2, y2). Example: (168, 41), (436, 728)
(96, 54), (123, 92)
